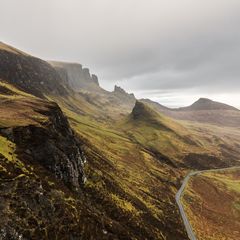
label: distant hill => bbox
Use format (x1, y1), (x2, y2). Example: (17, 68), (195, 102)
(130, 101), (161, 122)
(178, 98), (239, 111)
(129, 101), (180, 132)
(122, 101), (205, 165)
(141, 98), (240, 127)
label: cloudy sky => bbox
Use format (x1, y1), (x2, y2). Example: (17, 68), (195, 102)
(1, 0), (240, 107)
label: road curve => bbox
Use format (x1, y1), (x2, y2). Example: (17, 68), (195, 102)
(176, 166), (240, 240)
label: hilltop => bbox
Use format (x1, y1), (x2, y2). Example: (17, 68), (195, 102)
(179, 98), (239, 111)
(141, 98), (240, 127)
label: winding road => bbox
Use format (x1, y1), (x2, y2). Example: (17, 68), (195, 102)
(176, 166), (240, 240)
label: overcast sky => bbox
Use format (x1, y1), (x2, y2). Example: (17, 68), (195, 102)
(1, 0), (240, 107)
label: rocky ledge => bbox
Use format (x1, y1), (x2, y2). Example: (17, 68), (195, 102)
(0, 102), (86, 191)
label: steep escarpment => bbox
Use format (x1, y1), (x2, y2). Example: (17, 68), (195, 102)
(0, 85), (86, 190)
(0, 42), (68, 98)
(4, 105), (85, 191)
(49, 61), (101, 93)
(50, 62), (136, 119)
(0, 80), (90, 239)
(112, 85), (136, 106)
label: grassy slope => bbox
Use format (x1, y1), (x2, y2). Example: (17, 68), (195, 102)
(52, 97), (240, 239)
(55, 97), (187, 239)
(0, 82), (49, 127)
(182, 169), (240, 240)
(52, 95), (240, 239)
(120, 102), (226, 166)
(2, 81), (240, 239)
(0, 83), (134, 239)
(0, 81), (187, 239)
(0, 86), (79, 238)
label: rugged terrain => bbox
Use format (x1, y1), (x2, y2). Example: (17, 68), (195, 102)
(0, 41), (240, 239)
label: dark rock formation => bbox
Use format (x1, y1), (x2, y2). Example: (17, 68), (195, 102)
(0, 103), (86, 191)
(0, 43), (68, 98)
(131, 101), (159, 122)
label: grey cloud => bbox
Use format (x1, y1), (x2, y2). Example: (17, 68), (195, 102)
(1, 0), (240, 106)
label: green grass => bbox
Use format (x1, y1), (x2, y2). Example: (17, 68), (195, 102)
(0, 136), (30, 175)
(0, 81), (36, 98)
(110, 193), (138, 215)
(119, 103), (207, 161)
(0, 135), (16, 160)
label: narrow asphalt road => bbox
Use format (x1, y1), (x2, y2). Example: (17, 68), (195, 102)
(176, 166), (240, 240)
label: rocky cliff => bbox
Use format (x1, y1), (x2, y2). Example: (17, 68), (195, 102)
(49, 61), (101, 92)
(0, 98), (86, 191)
(0, 42), (68, 98)
(112, 85), (135, 104)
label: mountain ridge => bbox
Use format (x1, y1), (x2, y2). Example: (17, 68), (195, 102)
(141, 98), (240, 127)
(49, 61), (102, 93)
(179, 98), (239, 111)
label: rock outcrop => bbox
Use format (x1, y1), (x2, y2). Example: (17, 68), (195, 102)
(0, 42), (68, 98)
(131, 101), (158, 121)
(0, 102), (86, 191)
(111, 85), (136, 106)
(91, 74), (99, 85)
(49, 61), (101, 92)
(113, 85), (135, 98)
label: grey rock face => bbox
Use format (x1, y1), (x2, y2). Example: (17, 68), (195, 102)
(49, 61), (100, 92)
(91, 74), (99, 85)
(112, 85), (136, 106)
